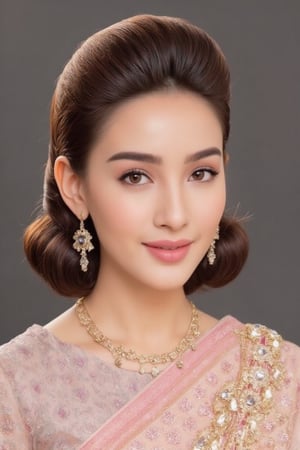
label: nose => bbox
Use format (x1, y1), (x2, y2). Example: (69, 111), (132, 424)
(153, 183), (188, 231)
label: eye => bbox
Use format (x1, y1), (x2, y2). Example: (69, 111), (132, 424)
(189, 168), (218, 182)
(120, 170), (151, 185)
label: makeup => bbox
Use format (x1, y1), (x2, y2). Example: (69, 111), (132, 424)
(143, 240), (192, 263)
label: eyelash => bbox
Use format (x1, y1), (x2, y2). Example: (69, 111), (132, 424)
(119, 168), (219, 185)
(189, 168), (219, 182)
(119, 169), (150, 185)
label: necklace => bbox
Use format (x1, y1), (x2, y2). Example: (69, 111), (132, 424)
(75, 297), (201, 377)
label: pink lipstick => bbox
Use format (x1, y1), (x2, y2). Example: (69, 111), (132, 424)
(143, 240), (192, 263)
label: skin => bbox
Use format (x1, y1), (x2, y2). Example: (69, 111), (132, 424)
(47, 89), (226, 369)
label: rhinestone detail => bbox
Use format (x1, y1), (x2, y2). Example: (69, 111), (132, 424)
(192, 324), (284, 449)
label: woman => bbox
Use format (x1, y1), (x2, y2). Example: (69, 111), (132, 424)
(0, 14), (299, 449)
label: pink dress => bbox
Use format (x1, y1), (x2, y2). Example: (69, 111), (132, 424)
(1, 316), (300, 449)
(0, 324), (152, 449)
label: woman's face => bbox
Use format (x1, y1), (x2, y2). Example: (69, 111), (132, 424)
(81, 89), (226, 291)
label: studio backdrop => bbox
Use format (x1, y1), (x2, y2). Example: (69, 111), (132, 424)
(1, 0), (299, 344)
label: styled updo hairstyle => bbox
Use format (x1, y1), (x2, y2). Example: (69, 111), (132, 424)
(24, 14), (249, 297)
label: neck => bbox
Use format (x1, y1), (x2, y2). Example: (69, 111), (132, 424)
(82, 270), (192, 354)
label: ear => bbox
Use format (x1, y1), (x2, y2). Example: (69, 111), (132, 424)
(54, 156), (89, 219)
(224, 151), (230, 166)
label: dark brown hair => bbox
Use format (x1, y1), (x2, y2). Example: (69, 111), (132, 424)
(24, 14), (249, 297)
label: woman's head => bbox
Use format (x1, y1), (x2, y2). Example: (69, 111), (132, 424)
(48, 14), (230, 173)
(24, 14), (248, 297)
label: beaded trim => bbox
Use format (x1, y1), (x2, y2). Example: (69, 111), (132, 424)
(192, 324), (285, 450)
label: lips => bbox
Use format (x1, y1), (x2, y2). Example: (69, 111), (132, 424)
(143, 240), (192, 249)
(142, 240), (192, 263)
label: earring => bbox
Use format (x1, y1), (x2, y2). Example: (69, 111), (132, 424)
(73, 218), (94, 272)
(207, 226), (220, 266)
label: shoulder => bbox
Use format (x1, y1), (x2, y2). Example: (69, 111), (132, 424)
(225, 320), (300, 445)
(0, 324), (73, 394)
(234, 320), (300, 361)
(225, 319), (300, 386)
(0, 325), (56, 372)
(235, 322), (300, 413)
(0, 326), (57, 442)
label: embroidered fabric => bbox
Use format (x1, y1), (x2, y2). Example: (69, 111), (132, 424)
(0, 325), (152, 449)
(80, 319), (300, 450)
(192, 324), (285, 449)
(1, 319), (300, 450)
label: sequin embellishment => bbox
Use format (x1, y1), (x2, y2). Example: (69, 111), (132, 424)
(192, 324), (285, 449)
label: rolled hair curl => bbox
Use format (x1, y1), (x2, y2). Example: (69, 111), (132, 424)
(24, 14), (249, 297)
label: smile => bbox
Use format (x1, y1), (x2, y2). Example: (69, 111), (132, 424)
(142, 240), (192, 263)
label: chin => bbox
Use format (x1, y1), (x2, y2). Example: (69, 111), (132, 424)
(140, 274), (192, 293)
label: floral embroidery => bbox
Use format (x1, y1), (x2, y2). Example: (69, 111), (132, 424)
(0, 413), (15, 434)
(183, 416), (197, 431)
(0, 324), (153, 448)
(179, 397), (193, 412)
(166, 430), (181, 445)
(206, 372), (218, 385)
(192, 324), (285, 449)
(221, 360), (233, 374)
(129, 440), (144, 450)
(194, 385), (206, 399)
(145, 427), (160, 440)
(162, 410), (175, 425)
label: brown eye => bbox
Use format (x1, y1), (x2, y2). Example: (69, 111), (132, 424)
(128, 173), (142, 184)
(188, 168), (218, 182)
(120, 170), (150, 185)
(192, 169), (206, 181)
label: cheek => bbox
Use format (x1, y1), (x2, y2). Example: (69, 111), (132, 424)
(87, 188), (148, 236)
(193, 181), (226, 222)
(214, 186), (226, 215)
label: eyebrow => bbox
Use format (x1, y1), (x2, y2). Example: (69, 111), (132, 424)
(106, 147), (222, 164)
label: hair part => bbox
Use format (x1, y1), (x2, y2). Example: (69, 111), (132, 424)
(24, 14), (248, 297)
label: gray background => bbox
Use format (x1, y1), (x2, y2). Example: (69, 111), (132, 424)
(1, 1), (299, 345)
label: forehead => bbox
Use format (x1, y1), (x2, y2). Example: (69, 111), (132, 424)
(92, 89), (223, 157)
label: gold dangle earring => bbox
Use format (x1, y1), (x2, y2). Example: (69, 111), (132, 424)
(73, 218), (94, 272)
(207, 226), (220, 266)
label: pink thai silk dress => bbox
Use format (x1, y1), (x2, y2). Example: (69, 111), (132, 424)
(0, 316), (300, 449)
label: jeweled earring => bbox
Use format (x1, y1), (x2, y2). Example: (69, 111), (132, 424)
(73, 218), (94, 272)
(207, 226), (220, 266)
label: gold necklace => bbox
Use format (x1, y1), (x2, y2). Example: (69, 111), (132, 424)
(75, 297), (201, 377)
